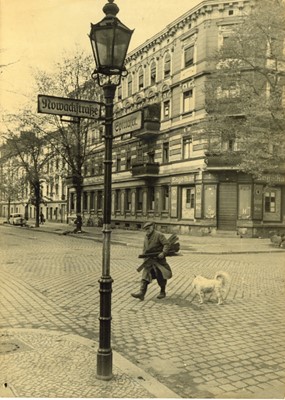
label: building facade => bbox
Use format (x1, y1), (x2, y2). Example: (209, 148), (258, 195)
(66, 0), (285, 237)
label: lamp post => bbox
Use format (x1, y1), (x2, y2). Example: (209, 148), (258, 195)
(89, 0), (133, 381)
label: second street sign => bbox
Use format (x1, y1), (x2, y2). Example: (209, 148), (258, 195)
(38, 94), (103, 120)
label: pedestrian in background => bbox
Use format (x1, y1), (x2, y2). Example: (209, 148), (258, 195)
(40, 212), (45, 225)
(131, 221), (172, 301)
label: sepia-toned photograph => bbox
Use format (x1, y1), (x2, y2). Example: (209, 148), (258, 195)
(0, 0), (284, 398)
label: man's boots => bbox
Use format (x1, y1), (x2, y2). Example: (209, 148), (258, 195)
(157, 281), (166, 299)
(131, 280), (148, 301)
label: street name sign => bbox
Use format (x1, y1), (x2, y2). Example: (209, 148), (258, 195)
(38, 95), (103, 120)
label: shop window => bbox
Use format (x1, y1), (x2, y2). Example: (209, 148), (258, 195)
(97, 191), (103, 210)
(70, 193), (75, 211)
(184, 45), (194, 68)
(183, 136), (192, 159)
(183, 89), (194, 113)
(115, 189), (120, 211)
(150, 60), (156, 85)
(137, 188), (143, 211)
(126, 189), (132, 211)
(90, 192), (95, 210)
(163, 142), (169, 163)
(181, 186), (195, 220)
(83, 192), (88, 210)
(148, 187), (155, 211)
(265, 191), (276, 213)
(238, 184), (251, 219)
(162, 186), (169, 211)
(263, 188), (281, 222)
(186, 188), (195, 209)
(164, 53), (171, 78)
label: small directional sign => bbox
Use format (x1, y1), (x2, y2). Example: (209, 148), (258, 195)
(38, 94), (103, 120)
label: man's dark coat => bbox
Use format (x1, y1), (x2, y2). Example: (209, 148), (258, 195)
(138, 229), (173, 282)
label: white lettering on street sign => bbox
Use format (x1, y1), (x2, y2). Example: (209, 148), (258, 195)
(38, 95), (103, 120)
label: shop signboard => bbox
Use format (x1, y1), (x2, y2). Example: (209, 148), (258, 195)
(113, 110), (142, 137)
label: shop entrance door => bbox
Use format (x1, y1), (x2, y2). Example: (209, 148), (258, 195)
(181, 187), (195, 220)
(218, 183), (237, 230)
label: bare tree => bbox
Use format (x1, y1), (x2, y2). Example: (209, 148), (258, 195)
(203, 0), (285, 182)
(2, 48), (103, 232)
(0, 148), (24, 220)
(5, 129), (54, 227)
(32, 48), (103, 232)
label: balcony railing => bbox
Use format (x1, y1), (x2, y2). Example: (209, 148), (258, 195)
(205, 152), (241, 169)
(131, 162), (159, 177)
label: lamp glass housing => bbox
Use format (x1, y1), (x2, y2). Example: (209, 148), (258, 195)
(90, 16), (133, 76)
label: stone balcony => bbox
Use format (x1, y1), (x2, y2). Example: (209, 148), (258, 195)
(131, 162), (160, 177)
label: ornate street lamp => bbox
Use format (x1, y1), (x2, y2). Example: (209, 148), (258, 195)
(89, 0), (133, 381)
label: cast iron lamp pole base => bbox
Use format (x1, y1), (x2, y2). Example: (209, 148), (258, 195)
(96, 83), (116, 380)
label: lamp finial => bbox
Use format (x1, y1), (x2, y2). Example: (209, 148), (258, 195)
(103, 0), (119, 17)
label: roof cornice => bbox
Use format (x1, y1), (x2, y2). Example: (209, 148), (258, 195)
(125, 0), (251, 63)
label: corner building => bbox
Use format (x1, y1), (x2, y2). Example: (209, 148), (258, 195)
(78, 0), (285, 237)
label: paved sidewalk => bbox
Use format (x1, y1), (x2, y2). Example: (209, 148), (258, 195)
(7, 219), (284, 254)
(0, 328), (179, 398)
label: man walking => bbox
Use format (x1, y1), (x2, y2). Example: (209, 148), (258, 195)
(131, 221), (172, 301)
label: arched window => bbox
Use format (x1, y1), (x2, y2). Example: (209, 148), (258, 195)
(138, 66), (144, 90)
(164, 53), (171, 78)
(150, 60), (156, 85)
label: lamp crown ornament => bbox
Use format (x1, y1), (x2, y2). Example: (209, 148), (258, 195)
(89, 0), (134, 86)
(103, 0), (119, 17)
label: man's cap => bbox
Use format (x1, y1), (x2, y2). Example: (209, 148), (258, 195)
(143, 221), (154, 229)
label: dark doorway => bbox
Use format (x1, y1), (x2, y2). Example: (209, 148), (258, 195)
(218, 183), (237, 230)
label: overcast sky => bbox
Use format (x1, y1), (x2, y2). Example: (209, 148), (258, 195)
(0, 0), (201, 116)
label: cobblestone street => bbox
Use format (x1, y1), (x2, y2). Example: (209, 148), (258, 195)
(0, 225), (284, 398)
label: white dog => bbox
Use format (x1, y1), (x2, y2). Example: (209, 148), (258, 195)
(192, 271), (230, 305)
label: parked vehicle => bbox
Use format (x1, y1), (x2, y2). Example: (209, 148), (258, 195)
(8, 213), (26, 226)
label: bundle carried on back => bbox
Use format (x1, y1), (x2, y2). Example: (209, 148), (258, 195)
(138, 233), (180, 258)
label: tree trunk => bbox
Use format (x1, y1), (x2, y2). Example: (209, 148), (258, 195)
(74, 176), (83, 233)
(34, 181), (41, 228)
(7, 197), (11, 222)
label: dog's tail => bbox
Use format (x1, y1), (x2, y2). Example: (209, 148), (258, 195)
(214, 271), (230, 286)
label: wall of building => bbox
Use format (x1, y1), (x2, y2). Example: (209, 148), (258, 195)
(66, 0), (285, 237)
